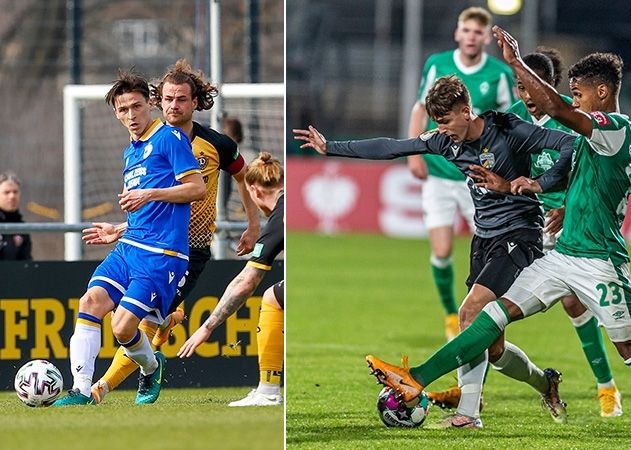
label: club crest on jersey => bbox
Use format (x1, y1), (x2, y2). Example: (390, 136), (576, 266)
(479, 81), (489, 95)
(479, 147), (495, 168)
(197, 153), (209, 170)
(589, 111), (610, 126)
(535, 152), (554, 171)
(143, 143), (153, 159)
(419, 129), (438, 141)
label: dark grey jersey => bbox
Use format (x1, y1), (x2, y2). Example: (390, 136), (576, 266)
(326, 111), (576, 238)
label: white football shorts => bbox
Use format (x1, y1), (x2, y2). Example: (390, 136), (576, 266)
(504, 249), (631, 342)
(421, 176), (475, 230)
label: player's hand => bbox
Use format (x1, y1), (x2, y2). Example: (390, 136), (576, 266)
(544, 206), (565, 235)
(118, 189), (153, 212)
(293, 126), (328, 154)
(177, 325), (212, 358)
(492, 25), (521, 66)
(468, 164), (511, 193)
(82, 222), (120, 245)
(236, 226), (259, 256)
(510, 176), (542, 194)
(407, 155), (428, 180)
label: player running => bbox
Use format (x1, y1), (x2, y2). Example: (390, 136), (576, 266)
(294, 72), (576, 427)
(407, 6), (515, 342)
(54, 70), (205, 406)
(84, 60), (261, 404)
(364, 27), (631, 427)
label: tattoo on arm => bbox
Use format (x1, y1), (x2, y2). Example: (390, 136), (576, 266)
(209, 265), (266, 328)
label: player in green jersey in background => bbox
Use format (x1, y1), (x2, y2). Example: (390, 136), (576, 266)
(367, 27), (631, 427)
(407, 6), (516, 341)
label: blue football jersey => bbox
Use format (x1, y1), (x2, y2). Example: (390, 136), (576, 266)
(120, 119), (200, 256)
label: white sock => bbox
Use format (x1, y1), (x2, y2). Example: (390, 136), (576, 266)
(492, 341), (548, 393)
(120, 330), (158, 376)
(597, 380), (616, 389)
(69, 321), (102, 397)
(257, 381), (281, 396)
(456, 351), (488, 418)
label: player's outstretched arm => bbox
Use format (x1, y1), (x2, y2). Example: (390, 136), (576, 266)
(293, 125), (328, 154)
(407, 101), (429, 180)
(493, 25), (593, 137)
(82, 222), (127, 245)
(233, 167), (261, 256)
(177, 264), (266, 358)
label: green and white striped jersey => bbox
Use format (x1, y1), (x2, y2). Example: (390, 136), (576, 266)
(507, 95), (574, 212)
(556, 112), (631, 265)
(416, 49), (516, 180)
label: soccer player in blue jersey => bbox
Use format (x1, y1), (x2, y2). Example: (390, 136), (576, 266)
(54, 70), (205, 406)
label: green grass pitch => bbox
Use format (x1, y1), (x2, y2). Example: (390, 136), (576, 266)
(287, 231), (631, 449)
(0, 388), (283, 450)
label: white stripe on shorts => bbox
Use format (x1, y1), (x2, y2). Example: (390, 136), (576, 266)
(90, 276), (126, 294)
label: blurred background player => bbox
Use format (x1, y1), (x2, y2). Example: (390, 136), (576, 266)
(85, 60), (261, 403)
(0, 171), (32, 260)
(179, 151), (284, 407)
(221, 116), (244, 216)
(406, 6), (516, 341)
(54, 70), (205, 406)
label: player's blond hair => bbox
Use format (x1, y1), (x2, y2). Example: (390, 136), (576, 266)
(245, 152), (283, 190)
(458, 7), (492, 28)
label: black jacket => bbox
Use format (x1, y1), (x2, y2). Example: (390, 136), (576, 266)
(0, 209), (32, 260)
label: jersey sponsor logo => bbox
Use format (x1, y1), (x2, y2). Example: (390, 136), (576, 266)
(171, 129), (182, 140)
(252, 242), (264, 258)
(419, 130), (438, 141)
(168, 271), (175, 284)
(479, 148), (495, 168)
(143, 143), (154, 159)
(589, 111), (610, 126)
(613, 310), (625, 321)
(507, 242), (517, 253)
(535, 152), (554, 171)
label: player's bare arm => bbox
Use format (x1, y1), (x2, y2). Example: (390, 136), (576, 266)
(177, 265), (266, 358)
(233, 166), (262, 255)
(407, 101), (429, 179)
(293, 126), (328, 154)
(493, 25), (593, 137)
(119, 172), (206, 212)
(82, 222), (127, 245)
(468, 164), (511, 193)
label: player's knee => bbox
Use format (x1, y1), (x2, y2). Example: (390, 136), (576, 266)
(262, 286), (281, 309)
(78, 288), (110, 318)
(613, 340), (631, 362)
(111, 321), (136, 344)
(488, 340), (505, 363)
(561, 295), (587, 318)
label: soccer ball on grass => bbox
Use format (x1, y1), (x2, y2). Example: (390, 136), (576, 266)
(14, 359), (63, 407)
(376, 386), (430, 427)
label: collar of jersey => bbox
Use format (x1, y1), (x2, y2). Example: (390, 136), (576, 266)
(453, 49), (487, 75)
(134, 119), (163, 143)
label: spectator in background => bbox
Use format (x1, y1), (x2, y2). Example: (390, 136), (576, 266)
(0, 171), (32, 260)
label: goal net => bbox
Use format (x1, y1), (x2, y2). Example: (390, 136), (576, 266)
(63, 83), (284, 260)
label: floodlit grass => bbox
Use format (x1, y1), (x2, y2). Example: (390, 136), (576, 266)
(287, 231), (631, 449)
(0, 388), (283, 450)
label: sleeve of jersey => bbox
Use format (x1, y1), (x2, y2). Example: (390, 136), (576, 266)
(326, 135), (435, 160)
(496, 71), (515, 112)
(217, 135), (246, 175)
(247, 209), (284, 271)
(417, 59), (438, 104)
(165, 132), (201, 180)
(586, 112), (627, 156)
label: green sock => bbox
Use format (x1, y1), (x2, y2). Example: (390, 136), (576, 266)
(431, 261), (458, 315)
(575, 317), (613, 384)
(410, 306), (508, 386)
